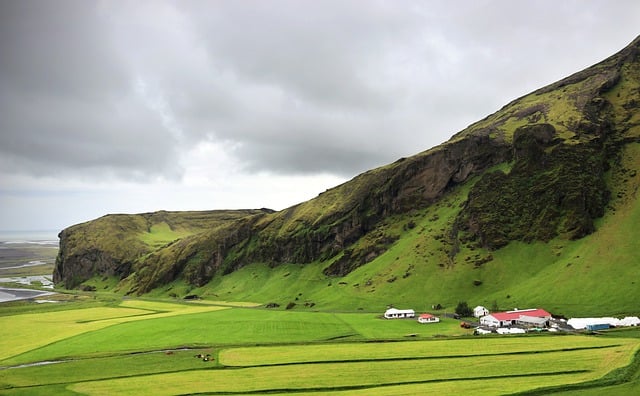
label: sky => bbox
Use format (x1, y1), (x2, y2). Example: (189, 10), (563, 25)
(1, 0), (639, 233)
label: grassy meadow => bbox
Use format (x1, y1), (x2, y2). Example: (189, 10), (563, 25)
(1, 297), (640, 395)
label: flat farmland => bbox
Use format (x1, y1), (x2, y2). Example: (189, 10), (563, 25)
(1, 299), (639, 395)
(67, 340), (638, 395)
(0, 300), (228, 364)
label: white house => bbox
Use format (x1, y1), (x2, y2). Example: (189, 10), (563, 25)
(384, 308), (415, 319)
(474, 306), (489, 318)
(417, 313), (440, 324)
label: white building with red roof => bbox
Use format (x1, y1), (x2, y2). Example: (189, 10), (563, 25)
(480, 308), (551, 328)
(417, 313), (440, 324)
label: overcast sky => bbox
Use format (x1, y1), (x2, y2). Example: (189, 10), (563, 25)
(1, 0), (639, 233)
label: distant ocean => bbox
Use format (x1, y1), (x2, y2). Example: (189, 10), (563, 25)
(0, 230), (60, 245)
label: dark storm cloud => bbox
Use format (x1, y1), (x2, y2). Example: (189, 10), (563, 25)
(0, 0), (183, 180)
(1, 0), (640, 182)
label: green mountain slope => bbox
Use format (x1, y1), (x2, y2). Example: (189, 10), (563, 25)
(55, 36), (640, 316)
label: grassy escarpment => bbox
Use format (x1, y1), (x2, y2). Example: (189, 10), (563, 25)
(54, 209), (270, 289)
(55, 37), (640, 315)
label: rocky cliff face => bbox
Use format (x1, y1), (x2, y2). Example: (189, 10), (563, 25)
(54, 215), (149, 288)
(55, 36), (640, 294)
(53, 210), (269, 289)
(109, 133), (512, 293)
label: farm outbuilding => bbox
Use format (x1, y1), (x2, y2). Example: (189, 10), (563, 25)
(516, 315), (548, 328)
(585, 323), (610, 331)
(417, 313), (440, 324)
(384, 308), (415, 319)
(474, 306), (489, 318)
(480, 308), (551, 328)
(567, 316), (640, 330)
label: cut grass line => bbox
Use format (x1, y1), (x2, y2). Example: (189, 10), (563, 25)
(509, 347), (640, 395)
(178, 370), (591, 395)
(74, 311), (160, 323)
(221, 345), (620, 368)
(219, 335), (628, 367)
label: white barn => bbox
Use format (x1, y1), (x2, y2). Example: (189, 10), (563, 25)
(474, 306), (489, 318)
(384, 308), (415, 319)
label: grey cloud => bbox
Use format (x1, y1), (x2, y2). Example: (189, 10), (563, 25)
(0, 0), (183, 181)
(186, 1), (417, 110)
(2, 0), (640, 185)
(0, 1), (127, 99)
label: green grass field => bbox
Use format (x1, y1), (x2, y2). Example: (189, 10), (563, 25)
(1, 297), (639, 395)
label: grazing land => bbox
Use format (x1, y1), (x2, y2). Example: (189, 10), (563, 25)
(1, 297), (639, 395)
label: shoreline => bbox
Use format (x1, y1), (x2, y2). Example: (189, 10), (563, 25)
(0, 286), (55, 303)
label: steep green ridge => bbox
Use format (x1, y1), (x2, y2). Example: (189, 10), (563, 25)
(53, 209), (272, 289)
(55, 36), (640, 316)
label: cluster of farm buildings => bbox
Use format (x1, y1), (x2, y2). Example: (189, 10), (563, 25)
(384, 306), (640, 334)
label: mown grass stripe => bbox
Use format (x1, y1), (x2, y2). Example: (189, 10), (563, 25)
(509, 347), (640, 395)
(222, 344), (620, 368)
(179, 370), (591, 395)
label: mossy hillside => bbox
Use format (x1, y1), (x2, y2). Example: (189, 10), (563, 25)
(175, 180), (503, 312)
(455, 36), (639, 147)
(140, 134), (510, 291)
(456, 131), (610, 249)
(143, 36), (638, 290)
(117, 162), (634, 316)
(178, 142), (640, 316)
(54, 210), (268, 288)
(67, 137), (640, 315)
(188, 197), (639, 316)
(54, 36), (640, 316)
(127, 213), (269, 294)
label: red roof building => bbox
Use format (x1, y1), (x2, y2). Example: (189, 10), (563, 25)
(418, 313), (440, 324)
(480, 308), (551, 327)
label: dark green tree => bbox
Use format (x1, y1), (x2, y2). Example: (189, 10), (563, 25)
(455, 301), (473, 317)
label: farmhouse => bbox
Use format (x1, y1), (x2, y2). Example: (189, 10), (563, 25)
(480, 308), (551, 328)
(384, 308), (415, 319)
(417, 313), (440, 324)
(474, 306), (489, 318)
